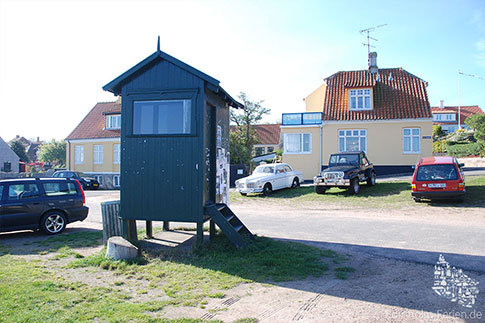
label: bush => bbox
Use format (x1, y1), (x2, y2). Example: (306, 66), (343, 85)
(433, 125), (445, 140)
(446, 142), (482, 157)
(433, 140), (447, 153)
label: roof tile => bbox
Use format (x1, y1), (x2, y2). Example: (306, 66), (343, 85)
(323, 68), (432, 121)
(66, 102), (121, 140)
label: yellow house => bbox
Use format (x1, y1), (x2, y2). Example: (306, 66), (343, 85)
(65, 98), (121, 189)
(281, 62), (433, 180)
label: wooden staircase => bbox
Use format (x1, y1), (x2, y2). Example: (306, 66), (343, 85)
(204, 203), (253, 248)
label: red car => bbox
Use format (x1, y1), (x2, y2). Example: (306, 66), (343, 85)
(411, 156), (465, 202)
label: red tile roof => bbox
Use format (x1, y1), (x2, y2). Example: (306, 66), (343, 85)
(431, 105), (484, 125)
(254, 124), (281, 145)
(230, 124), (281, 145)
(66, 101), (121, 140)
(322, 68), (432, 121)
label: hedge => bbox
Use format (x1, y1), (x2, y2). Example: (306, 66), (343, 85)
(446, 142), (482, 157)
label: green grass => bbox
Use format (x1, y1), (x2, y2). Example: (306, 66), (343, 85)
(37, 230), (103, 250)
(0, 235), (345, 322)
(230, 175), (485, 209)
(334, 266), (356, 280)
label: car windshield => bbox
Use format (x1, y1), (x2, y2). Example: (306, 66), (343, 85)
(329, 154), (359, 166)
(416, 164), (458, 181)
(254, 165), (275, 174)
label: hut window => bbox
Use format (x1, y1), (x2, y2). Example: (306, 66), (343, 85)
(133, 99), (192, 135)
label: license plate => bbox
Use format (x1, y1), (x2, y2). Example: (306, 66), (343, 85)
(93, 183), (99, 186)
(428, 183), (446, 188)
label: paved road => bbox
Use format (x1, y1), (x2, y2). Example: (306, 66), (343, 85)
(231, 204), (485, 272)
(82, 171), (485, 272)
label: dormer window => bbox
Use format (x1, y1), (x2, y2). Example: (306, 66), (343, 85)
(433, 113), (456, 122)
(105, 114), (121, 129)
(349, 89), (372, 110)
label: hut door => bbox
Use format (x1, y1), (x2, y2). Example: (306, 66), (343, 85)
(208, 104), (217, 203)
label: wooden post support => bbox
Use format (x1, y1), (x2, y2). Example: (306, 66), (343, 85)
(196, 222), (204, 246)
(163, 221), (170, 231)
(122, 219), (138, 243)
(146, 221), (153, 238)
(209, 220), (216, 241)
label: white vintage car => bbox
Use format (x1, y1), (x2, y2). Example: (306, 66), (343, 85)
(235, 163), (304, 196)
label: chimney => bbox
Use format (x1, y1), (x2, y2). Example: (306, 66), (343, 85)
(368, 52), (378, 74)
(439, 100), (444, 109)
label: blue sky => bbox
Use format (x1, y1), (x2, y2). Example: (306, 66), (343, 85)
(1, 0), (484, 141)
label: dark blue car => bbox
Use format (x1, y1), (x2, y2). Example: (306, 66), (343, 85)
(0, 178), (89, 235)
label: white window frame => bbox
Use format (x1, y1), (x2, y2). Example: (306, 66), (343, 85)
(338, 129), (367, 152)
(93, 145), (104, 164)
(433, 114), (456, 122)
(74, 145), (84, 164)
(283, 133), (312, 154)
(105, 114), (121, 130)
(349, 88), (372, 110)
(113, 175), (120, 187)
(403, 128), (421, 154)
(113, 144), (121, 164)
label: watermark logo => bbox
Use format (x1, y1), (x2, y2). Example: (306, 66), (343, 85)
(432, 254), (479, 308)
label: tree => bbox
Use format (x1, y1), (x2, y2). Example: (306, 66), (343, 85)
(465, 114), (485, 142)
(37, 140), (66, 166)
(230, 92), (271, 164)
(432, 125), (445, 140)
(10, 140), (29, 163)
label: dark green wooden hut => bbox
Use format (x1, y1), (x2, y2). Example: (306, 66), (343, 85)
(103, 43), (252, 247)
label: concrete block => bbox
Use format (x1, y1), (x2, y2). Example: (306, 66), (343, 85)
(106, 236), (138, 260)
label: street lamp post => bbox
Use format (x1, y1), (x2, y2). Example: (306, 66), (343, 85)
(458, 70), (461, 130)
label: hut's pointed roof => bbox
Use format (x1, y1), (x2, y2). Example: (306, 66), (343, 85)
(103, 49), (242, 108)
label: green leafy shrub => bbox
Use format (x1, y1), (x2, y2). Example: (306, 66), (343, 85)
(432, 125), (445, 140)
(446, 142), (482, 157)
(432, 140), (447, 153)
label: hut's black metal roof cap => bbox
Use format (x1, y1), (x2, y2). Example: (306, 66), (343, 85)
(103, 48), (243, 109)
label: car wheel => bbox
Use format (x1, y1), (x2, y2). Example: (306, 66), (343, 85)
(314, 186), (326, 194)
(40, 211), (67, 235)
(291, 178), (300, 188)
(348, 178), (360, 195)
(263, 183), (272, 196)
(367, 172), (376, 186)
(240, 192), (247, 196)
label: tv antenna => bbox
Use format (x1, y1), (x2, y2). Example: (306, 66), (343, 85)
(360, 24), (387, 55)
